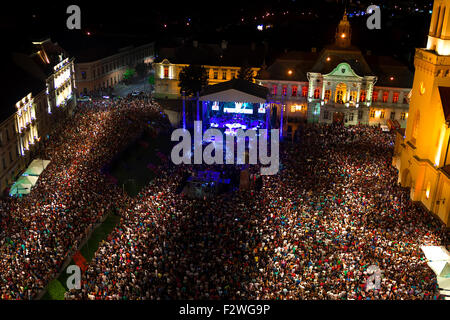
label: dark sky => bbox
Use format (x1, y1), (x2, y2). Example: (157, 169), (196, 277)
(0, 0), (434, 66)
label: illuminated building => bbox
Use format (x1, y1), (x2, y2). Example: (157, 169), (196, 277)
(0, 39), (75, 194)
(393, 0), (450, 226)
(15, 93), (38, 158)
(75, 42), (154, 95)
(257, 12), (413, 131)
(153, 40), (261, 99)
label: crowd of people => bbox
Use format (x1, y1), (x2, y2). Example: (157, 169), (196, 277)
(0, 94), (448, 300)
(0, 97), (164, 299)
(63, 114), (448, 300)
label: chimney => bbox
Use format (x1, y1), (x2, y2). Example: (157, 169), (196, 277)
(311, 47), (317, 53)
(193, 40), (198, 48)
(221, 40), (228, 50)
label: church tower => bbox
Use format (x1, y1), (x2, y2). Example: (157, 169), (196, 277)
(394, 0), (450, 226)
(335, 11), (352, 48)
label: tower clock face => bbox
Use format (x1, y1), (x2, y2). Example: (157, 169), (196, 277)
(419, 82), (426, 95)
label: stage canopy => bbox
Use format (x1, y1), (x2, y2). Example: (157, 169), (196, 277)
(199, 78), (269, 103)
(10, 159), (50, 197)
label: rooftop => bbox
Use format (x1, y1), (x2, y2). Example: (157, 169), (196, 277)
(200, 78), (269, 101)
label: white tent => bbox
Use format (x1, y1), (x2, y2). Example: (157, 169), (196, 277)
(421, 246), (450, 300)
(24, 159), (50, 176)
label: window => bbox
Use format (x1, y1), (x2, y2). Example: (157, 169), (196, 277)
(372, 91), (378, 102)
(291, 86), (298, 97)
(272, 85), (277, 96)
(164, 67), (169, 78)
(81, 71), (86, 80)
(323, 110), (330, 120)
(231, 71), (236, 79)
(282, 86), (287, 96)
(350, 91), (357, 102)
(302, 86), (308, 97)
(324, 89), (331, 102)
(348, 113), (354, 121)
(393, 92), (399, 103)
(382, 91), (389, 103)
(370, 110), (375, 118)
(336, 89), (344, 103)
(213, 70), (218, 80)
(314, 88), (320, 99)
(358, 110), (363, 120)
(380, 111), (385, 119)
(360, 90), (366, 102)
(222, 70), (227, 80)
(390, 112), (396, 120)
(401, 112), (407, 120)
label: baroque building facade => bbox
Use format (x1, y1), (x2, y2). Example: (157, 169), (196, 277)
(257, 13), (413, 131)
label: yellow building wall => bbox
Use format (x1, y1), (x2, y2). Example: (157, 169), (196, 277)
(396, 48), (450, 226)
(153, 62), (260, 99)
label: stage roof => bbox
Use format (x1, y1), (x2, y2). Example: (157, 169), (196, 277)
(199, 78), (269, 103)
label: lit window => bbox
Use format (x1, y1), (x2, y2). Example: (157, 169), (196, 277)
(302, 86), (308, 97)
(372, 91), (378, 102)
(222, 70), (227, 80)
(380, 111), (385, 119)
(282, 86), (287, 96)
(400, 112), (406, 120)
(393, 92), (399, 103)
(290, 105), (303, 112)
(370, 110), (375, 118)
(213, 71), (218, 80)
(382, 91), (389, 103)
(314, 88), (320, 99)
(164, 67), (169, 78)
(292, 86), (298, 97)
(324, 89), (331, 102)
(360, 90), (366, 102)
(272, 85), (277, 95)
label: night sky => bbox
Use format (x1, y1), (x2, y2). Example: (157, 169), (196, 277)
(0, 0), (434, 66)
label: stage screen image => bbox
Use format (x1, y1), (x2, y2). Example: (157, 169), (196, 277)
(204, 101), (269, 136)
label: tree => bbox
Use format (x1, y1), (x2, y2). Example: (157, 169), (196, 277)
(178, 64), (208, 97)
(237, 64), (254, 82)
(123, 68), (135, 84)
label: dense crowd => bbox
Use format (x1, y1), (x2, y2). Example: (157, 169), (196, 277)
(64, 115), (448, 300)
(0, 98), (163, 299)
(0, 95), (448, 300)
